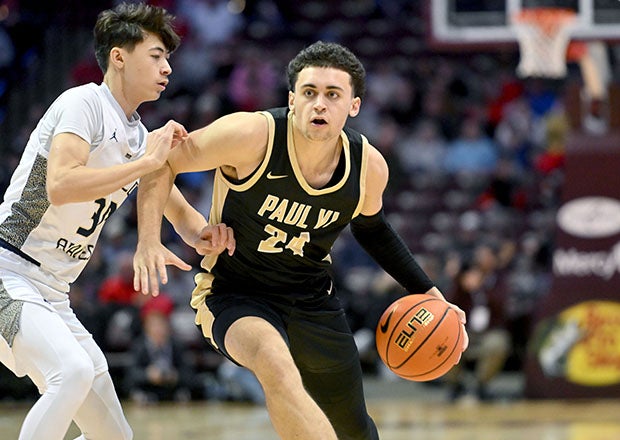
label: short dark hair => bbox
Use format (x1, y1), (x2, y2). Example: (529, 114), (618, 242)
(94, 2), (180, 73)
(287, 41), (366, 99)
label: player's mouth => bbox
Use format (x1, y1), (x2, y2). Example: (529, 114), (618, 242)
(311, 117), (327, 126)
(158, 81), (168, 90)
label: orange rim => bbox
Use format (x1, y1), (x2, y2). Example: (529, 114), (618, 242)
(514, 7), (576, 36)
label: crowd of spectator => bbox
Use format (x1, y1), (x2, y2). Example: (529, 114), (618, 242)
(1, 0), (616, 403)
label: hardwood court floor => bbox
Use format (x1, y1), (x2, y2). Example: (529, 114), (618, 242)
(1, 398), (619, 439)
(1, 378), (619, 439)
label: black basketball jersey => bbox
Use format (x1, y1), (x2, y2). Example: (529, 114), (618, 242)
(204, 107), (369, 296)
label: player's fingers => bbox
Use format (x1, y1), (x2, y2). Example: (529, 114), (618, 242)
(461, 324), (469, 352)
(194, 237), (212, 256)
(210, 224), (223, 249)
(168, 253), (192, 271)
(167, 120), (188, 138)
(214, 224), (235, 255)
(195, 224), (224, 256)
(166, 119), (186, 131)
(141, 259), (161, 297)
(211, 223), (235, 255)
(140, 266), (151, 296)
(450, 304), (467, 325)
(218, 223), (233, 250)
(157, 122), (174, 138)
(225, 226), (235, 255)
(133, 265), (144, 294)
(156, 259), (168, 287)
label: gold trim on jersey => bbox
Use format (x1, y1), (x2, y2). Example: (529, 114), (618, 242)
(287, 111), (351, 195)
(198, 110), (278, 281)
(214, 111), (276, 193)
(352, 134), (370, 219)
(200, 182), (228, 273)
(191, 271), (218, 348)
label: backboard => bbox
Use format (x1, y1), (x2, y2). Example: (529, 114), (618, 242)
(430, 0), (620, 46)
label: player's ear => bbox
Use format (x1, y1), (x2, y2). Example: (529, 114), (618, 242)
(349, 97), (361, 117)
(109, 47), (124, 70)
(288, 91), (295, 111)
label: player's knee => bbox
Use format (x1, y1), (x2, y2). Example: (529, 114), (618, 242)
(67, 360), (96, 394)
(53, 352), (95, 395)
(252, 347), (300, 391)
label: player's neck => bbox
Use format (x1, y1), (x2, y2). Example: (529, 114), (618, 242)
(292, 130), (343, 188)
(103, 75), (140, 120)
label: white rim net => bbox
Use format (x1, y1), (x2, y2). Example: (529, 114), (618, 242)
(512, 8), (576, 79)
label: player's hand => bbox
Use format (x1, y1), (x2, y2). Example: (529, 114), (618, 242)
(133, 240), (192, 297)
(145, 120), (188, 170)
(170, 120), (189, 148)
(425, 286), (469, 352)
(192, 223), (235, 256)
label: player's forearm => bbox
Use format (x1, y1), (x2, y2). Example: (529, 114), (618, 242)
(164, 185), (208, 248)
(350, 209), (434, 294)
(46, 155), (161, 205)
(137, 163), (175, 242)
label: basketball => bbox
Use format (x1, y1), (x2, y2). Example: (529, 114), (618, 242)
(375, 294), (463, 381)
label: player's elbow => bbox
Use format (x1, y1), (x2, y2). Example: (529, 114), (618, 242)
(47, 188), (66, 205)
(46, 181), (72, 205)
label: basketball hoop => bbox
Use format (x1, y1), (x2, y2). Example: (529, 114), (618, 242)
(512, 8), (576, 78)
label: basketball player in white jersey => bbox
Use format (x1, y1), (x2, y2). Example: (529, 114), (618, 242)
(0, 3), (234, 440)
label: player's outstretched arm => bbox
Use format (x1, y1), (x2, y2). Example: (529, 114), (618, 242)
(352, 145), (468, 351)
(165, 185), (235, 257)
(134, 161), (179, 296)
(47, 120), (186, 205)
(134, 111), (265, 295)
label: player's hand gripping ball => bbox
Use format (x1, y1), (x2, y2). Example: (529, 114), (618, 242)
(376, 294), (464, 381)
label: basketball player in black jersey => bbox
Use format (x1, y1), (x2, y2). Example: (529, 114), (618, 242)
(134, 41), (468, 439)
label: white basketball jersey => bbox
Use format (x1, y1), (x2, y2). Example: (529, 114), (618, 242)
(0, 82), (147, 292)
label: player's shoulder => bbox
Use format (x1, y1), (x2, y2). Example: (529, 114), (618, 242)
(215, 111), (270, 137)
(364, 141), (389, 177)
(53, 83), (104, 112)
(57, 82), (101, 100)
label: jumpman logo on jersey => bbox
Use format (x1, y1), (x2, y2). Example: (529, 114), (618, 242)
(109, 129), (118, 142)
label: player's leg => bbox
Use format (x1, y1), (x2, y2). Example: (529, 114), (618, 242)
(53, 298), (133, 440)
(12, 302), (95, 440)
(224, 316), (338, 440)
(288, 295), (379, 440)
(71, 371), (133, 440)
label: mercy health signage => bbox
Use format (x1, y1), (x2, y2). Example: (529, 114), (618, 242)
(555, 197), (620, 281)
(525, 134), (620, 398)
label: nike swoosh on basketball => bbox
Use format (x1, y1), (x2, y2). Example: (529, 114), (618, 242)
(379, 310), (395, 334)
(267, 172), (288, 179)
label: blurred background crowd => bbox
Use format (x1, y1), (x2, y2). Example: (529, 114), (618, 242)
(1, 0), (612, 405)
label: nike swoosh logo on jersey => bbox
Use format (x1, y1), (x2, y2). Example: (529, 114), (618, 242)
(379, 310), (395, 334)
(266, 172), (288, 179)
